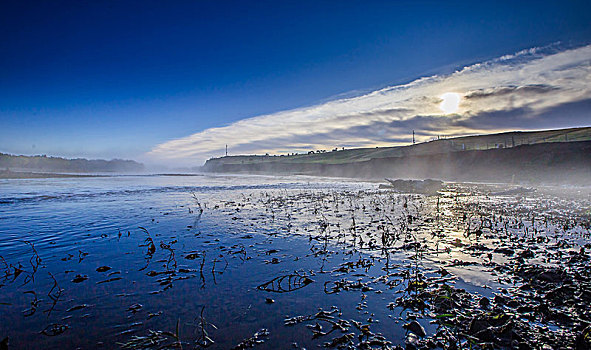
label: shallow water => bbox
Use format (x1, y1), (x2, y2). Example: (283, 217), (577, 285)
(0, 174), (382, 349)
(1, 175), (589, 349)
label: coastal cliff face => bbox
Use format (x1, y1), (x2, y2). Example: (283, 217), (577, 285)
(203, 141), (591, 184)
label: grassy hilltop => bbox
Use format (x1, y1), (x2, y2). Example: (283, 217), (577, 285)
(203, 127), (591, 184)
(206, 126), (591, 166)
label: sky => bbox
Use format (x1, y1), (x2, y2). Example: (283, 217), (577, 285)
(1, 1), (590, 166)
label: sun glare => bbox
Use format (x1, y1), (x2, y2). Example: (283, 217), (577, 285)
(439, 92), (461, 114)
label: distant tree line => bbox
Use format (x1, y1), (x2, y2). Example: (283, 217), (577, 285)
(0, 153), (144, 173)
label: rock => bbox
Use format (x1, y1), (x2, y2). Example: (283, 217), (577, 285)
(403, 321), (426, 337)
(468, 314), (505, 343)
(494, 247), (514, 256)
(405, 332), (419, 349)
(538, 269), (563, 284)
(71, 274), (88, 283)
(479, 296), (490, 308)
(519, 249), (535, 259)
(494, 294), (507, 305)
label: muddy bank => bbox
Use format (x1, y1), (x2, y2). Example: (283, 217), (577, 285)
(203, 141), (591, 184)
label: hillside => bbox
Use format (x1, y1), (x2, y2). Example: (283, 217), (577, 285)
(203, 127), (591, 184)
(0, 153), (144, 173)
(205, 126), (591, 166)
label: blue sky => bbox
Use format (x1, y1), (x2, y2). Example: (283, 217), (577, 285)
(1, 1), (590, 165)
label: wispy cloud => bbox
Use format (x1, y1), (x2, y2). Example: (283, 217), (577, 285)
(147, 44), (591, 165)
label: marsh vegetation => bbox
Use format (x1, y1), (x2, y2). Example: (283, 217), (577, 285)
(0, 175), (589, 349)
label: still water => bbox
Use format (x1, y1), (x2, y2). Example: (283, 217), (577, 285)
(0, 174), (385, 349)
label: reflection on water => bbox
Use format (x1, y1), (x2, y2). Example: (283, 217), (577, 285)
(0, 175), (590, 349)
(0, 175), (378, 349)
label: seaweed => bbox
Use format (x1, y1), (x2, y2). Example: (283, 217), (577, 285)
(40, 323), (68, 337)
(138, 227), (156, 271)
(230, 328), (269, 349)
(195, 306), (216, 348)
(257, 272), (314, 293)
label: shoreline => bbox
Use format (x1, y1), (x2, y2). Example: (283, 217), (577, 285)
(0, 170), (103, 179)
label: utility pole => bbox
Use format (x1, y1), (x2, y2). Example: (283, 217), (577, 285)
(412, 130), (415, 145)
(225, 144), (228, 157)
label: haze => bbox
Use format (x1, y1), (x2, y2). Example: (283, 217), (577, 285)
(1, 1), (590, 167)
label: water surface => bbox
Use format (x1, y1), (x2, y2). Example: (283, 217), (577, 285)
(1, 175), (589, 349)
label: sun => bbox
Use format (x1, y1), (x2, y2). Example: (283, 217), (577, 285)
(439, 92), (461, 114)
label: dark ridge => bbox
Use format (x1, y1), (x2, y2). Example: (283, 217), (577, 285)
(0, 153), (144, 173)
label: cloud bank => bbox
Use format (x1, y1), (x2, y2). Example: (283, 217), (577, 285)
(147, 44), (591, 165)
